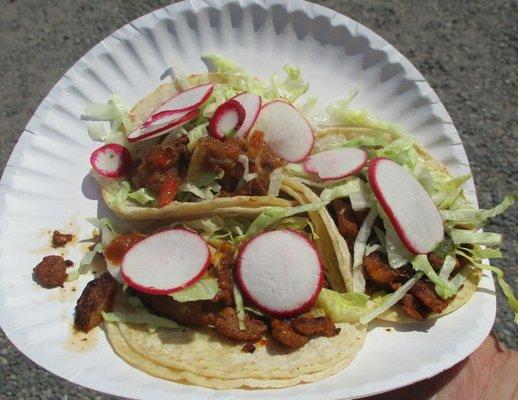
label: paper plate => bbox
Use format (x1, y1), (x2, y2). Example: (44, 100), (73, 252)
(0, 0), (495, 399)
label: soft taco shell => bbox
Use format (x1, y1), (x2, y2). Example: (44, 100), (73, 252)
(105, 292), (366, 389)
(288, 126), (481, 322)
(100, 73), (292, 221)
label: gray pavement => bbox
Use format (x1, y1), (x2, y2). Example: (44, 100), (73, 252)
(0, 1), (516, 399)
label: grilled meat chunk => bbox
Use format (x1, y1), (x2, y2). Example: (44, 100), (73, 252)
(290, 316), (340, 337)
(52, 230), (73, 247)
(74, 273), (118, 332)
(33, 255), (68, 288)
(364, 252), (450, 317)
(214, 307), (268, 342)
(270, 319), (309, 349)
(132, 136), (191, 207)
(138, 294), (218, 326)
(401, 293), (431, 321)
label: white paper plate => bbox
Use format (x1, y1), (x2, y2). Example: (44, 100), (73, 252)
(0, 1), (495, 399)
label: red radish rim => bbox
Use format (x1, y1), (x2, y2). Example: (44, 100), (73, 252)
(304, 148), (368, 180)
(236, 229), (324, 318)
(256, 100), (315, 163)
(156, 83), (214, 114)
(208, 99), (246, 140)
(368, 157), (443, 254)
(142, 109), (189, 128)
(230, 92), (262, 138)
(120, 228), (210, 295)
(90, 143), (132, 178)
(127, 108), (198, 143)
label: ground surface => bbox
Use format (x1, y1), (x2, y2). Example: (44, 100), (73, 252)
(0, 0), (516, 398)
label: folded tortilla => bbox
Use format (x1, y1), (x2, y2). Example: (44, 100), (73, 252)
(103, 200), (367, 388)
(101, 73), (292, 221)
(284, 127), (481, 323)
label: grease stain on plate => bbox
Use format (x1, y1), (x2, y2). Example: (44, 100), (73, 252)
(65, 325), (98, 352)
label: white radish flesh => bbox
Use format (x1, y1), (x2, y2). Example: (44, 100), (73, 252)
(208, 99), (245, 140)
(154, 83), (213, 114)
(127, 108), (197, 142)
(231, 92), (262, 138)
(121, 229), (210, 295)
(236, 229), (323, 318)
(304, 148), (367, 180)
(90, 143), (132, 178)
(252, 100), (314, 162)
(368, 157), (444, 254)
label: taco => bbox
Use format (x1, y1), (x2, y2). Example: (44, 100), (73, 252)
(280, 104), (516, 323)
(71, 200), (369, 389)
(83, 55), (321, 221)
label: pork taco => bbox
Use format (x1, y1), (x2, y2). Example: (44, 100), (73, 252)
(279, 96), (517, 324)
(69, 199), (369, 389)
(83, 55), (321, 221)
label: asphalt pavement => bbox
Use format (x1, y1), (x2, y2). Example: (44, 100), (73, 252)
(0, 1), (516, 398)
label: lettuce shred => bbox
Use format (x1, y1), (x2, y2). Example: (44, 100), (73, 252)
(316, 288), (370, 323)
(170, 278), (219, 302)
(102, 311), (180, 331)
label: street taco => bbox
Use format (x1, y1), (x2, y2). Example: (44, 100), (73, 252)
(69, 201), (369, 389)
(280, 100), (516, 324)
(83, 55), (321, 221)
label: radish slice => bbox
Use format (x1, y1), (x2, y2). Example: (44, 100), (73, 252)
(154, 83), (213, 114)
(142, 109), (188, 128)
(90, 143), (132, 178)
(236, 230), (323, 318)
(127, 108), (198, 143)
(121, 228), (210, 295)
(231, 92), (262, 138)
(252, 100), (314, 162)
(304, 148), (367, 180)
(208, 99), (245, 140)
(368, 157), (444, 254)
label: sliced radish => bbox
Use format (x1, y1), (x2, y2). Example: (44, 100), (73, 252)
(208, 99), (245, 140)
(231, 92), (262, 138)
(154, 83), (213, 114)
(121, 228), (210, 295)
(90, 143), (132, 178)
(368, 157), (444, 254)
(304, 148), (367, 180)
(236, 230), (323, 318)
(142, 109), (188, 128)
(127, 108), (198, 143)
(252, 100), (314, 162)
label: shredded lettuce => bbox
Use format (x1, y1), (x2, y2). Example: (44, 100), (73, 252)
(352, 208), (378, 293)
(246, 202), (327, 238)
(360, 272), (424, 324)
(170, 278), (219, 302)
(320, 178), (362, 202)
(438, 254), (457, 281)
(374, 137), (418, 170)
(380, 213), (412, 269)
(365, 243), (384, 256)
(86, 121), (110, 142)
(432, 174), (471, 210)
(450, 229), (502, 246)
(237, 155), (257, 188)
(233, 285), (246, 330)
(102, 311), (180, 330)
(349, 180), (374, 210)
(441, 195), (516, 228)
(203, 54), (243, 74)
(128, 188), (155, 205)
(412, 255), (456, 299)
(270, 65), (309, 103)
(80, 242), (103, 267)
(84, 94), (132, 135)
(455, 249), (518, 322)
(316, 288), (370, 323)
(267, 167), (283, 197)
(186, 123), (209, 151)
